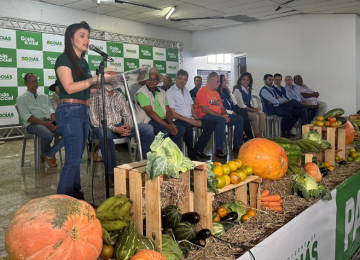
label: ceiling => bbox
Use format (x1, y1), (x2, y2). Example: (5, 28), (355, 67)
(33, 0), (360, 31)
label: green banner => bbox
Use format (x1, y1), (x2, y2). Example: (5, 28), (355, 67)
(154, 60), (166, 74)
(139, 45), (153, 60)
(43, 51), (61, 69)
(0, 48), (16, 67)
(107, 42), (123, 58)
(124, 58), (139, 71)
(17, 68), (44, 86)
(0, 87), (17, 106)
(335, 170), (360, 260)
(16, 31), (42, 50)
(166, 48), (178, 62)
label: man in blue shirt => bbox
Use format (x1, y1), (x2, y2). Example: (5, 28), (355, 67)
(259, 74), (305, 138)
(189, 76), (202, 100)
(285, 75), (318, 122)
(161, 75), (173, 92)
(166, 69), (215, 161)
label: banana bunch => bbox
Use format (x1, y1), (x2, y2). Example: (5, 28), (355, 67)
(295, 139), (323, 153)
(96, 194), (133, 245)
(288, 161), (302, 175)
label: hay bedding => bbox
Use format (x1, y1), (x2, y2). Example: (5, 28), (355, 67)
(186, 162), (360, 260)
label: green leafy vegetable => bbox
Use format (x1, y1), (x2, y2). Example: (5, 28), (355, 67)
(304, 130), (322, 145)
(162, 235), (183, 260)
(220, 200), (247, 221)
(206, 163), (219, 194)
(292, 172), (332, 201)
(146, 132), (195, 180)
(212, 223), (225, 237)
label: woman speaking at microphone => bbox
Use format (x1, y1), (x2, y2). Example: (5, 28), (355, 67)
(55, 21), (97, 200)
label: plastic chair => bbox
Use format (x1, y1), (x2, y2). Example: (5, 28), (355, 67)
(210, 125), (234, 160)
(15, 104), (62, 169)
(257, 96), (280, 138)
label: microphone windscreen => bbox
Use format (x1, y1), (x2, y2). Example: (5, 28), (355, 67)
(89, 44), (95, 50)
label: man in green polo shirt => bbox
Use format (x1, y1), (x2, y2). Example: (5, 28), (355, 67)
(135, 67), (185, 145)
(16, 73), (64, 167)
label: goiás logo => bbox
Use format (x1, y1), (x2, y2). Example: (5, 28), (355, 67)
(126, 62), (137, 69)
(141, 64), (151, 68)
(287, 234), (318, 260)
(20, 36), (39, 46)
(111, 62), (122, 67)
(141, 49), (151, 57)
(47, 56), (57, 65)
(167, 51), (177, 59)
(168, 65), (177, 70)
(155, 63), (164, 71)
(0, 112), (14, 119)
(22, 56), (39, 62)
(0, 74), (13, 81)
(0, 53), (13, 63)
(126, 49), (136, 54)
(109, 46), (122, 54)
(0, 34), (11, 42)
(0, 92), (14, 101)
(48, 75), (57, 80)
(46, 40), (62, 47)
(155, 51), (164, 57)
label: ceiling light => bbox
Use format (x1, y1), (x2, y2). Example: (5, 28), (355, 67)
(97, 0), (101, 4)
(166, 6), (176, 20)
(275, 0), (296, 11)
(114, 0), (162, 10)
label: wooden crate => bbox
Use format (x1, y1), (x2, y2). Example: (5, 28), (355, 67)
(193, 166), (262, 231)
(349, 114), (360, 121)
(302, 124), (346, 164)
(114, 160), (205, 251)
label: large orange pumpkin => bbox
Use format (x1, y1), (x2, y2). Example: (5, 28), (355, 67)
(5, 195), (103, 260)
(131, 249), (166, 260)
(238, 138), (288, 180)
(344, 121), (355, 145)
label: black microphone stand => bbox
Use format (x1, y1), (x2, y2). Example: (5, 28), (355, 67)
(97, 56), (110, 199)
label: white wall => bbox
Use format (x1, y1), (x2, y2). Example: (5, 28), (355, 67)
(356, 15), (360, 113)
(191, 14), (358, 116)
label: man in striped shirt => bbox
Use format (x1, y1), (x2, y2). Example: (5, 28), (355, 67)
(89, 66), (154, 184)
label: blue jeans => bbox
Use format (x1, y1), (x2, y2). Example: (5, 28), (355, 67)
(55, 103), (89, 199)
(148, 119), (186, 145)
(92, 123), (154, 174)
(202, 114), (244, 150)
(27, 122), (64, 157)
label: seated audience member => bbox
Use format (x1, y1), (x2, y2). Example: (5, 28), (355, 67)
(161, 75), (173, 92)
(284, 75), (318, 122)
(195, 72), (244, 159)
(129, 80), (146, 102)
(16, 73), (64, 167)
(135, 67), (185, 145)
(232, 72), (265, 138)
(190, 76), (202, 100)
(272, 73), (310, 125)
(293, 75), (327, 116)
(217, 75), (254, 140)
(166, 69), (215, 161)
(260, 74), (303, 138)
(49, 81), (59, 111)
(90, 66), (154, 184)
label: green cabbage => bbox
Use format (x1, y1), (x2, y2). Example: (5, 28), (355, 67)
(212, 223), (225, 237)
(292, 172), (332, 201)
(304, 130), (322, 144)
(220, 200), (247, 221)
(146, 132), (195, 179)
(162, 235), (183, 260)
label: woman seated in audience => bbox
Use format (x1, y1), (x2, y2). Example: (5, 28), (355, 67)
(217, 75), (254, 141)
(233, 72), (265, 138)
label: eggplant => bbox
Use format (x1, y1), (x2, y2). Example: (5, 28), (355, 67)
(195, 228), (212, 240)
(220, 212), (238, 222)
(338, 160), (347, 166)
(181, 212), (201, 224)
(320, 168), (330, 177)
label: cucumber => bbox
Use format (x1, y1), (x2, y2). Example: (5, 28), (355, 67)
(336, 117), (347, 125)
(323, 108), (344, 120)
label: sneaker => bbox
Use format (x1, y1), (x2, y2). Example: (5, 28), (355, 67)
(41, 153), (57, 167)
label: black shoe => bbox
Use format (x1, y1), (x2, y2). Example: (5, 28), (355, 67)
(287, 131), (296, 137)
(282, 132), (290, 138)
(189, 155), (198, 161)
(233, 145), (240, 153)
(195, 150), (211, 159)
(215, 149), (227, 159)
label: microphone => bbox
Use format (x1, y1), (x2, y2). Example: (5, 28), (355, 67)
(89, 44), (114, 62)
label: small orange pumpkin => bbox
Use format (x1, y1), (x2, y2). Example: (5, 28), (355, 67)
(344, 121), (355, 145)
(304, 162), (322, 182)
(5, 195), (103, 260)
(131, 249), (166, 260)
(238, 138), (288, 180)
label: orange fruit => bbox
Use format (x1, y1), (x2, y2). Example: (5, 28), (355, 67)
(242, 166), (253, 176)
(217, 207), (228, 218)
(327, 165), (335, 171)
(350, 152), (358, 158)
(213, 214), (220, 222)
(330, 122), (337, 127)
(224, 175), (231, 185)
(213, 165), (223, 176)
(246, 209), (256, 217)
(313, 120), (318, 126)
(323, 161), (330, 167)
(328, 117), (336, 123)
(349, 148), (356, 153)
(227, 161), (238, 172)
(213, 162), (222, 166)
(236, 168), (247, 181)
(215, 176), (226, 189)
(325, 121), (330, 127)
(317, 121), (325, 127)
(100, 244), (114, 260)
(336, 121), (342, 127)
(317, 116), (325, 121)
(233, 159), (243, 168)
(229, 172), (241, 184)
(221, 164), (231, 175)
(241, 214), (250, 222)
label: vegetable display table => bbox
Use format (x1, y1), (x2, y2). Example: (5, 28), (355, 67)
(302, 124), (346, 163)
(114, 160), (207, 251)
(193, 166), (262, 231)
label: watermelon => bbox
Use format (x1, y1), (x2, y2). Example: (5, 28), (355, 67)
(135, 234), (157, 252)
(173, 222), (197, 241)
(162, 205), (182, 228)
(212, 223), (225, 237)
(268, 137), (302, 163)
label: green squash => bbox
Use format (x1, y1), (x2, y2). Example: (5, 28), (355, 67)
(135, 234), (157, 252)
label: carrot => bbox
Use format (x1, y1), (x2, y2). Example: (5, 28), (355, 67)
(261, 201), (281, 207)
(262, 206), (282, 212)
(278, 199), (284, 204)
(261, 190), (270, 197)
(260, 195), (281, 202)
